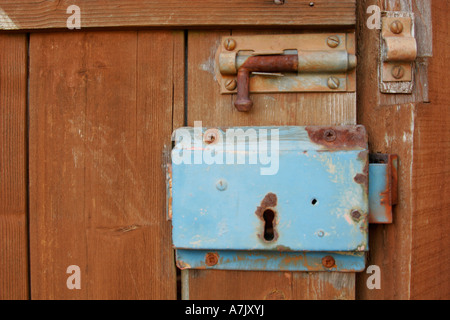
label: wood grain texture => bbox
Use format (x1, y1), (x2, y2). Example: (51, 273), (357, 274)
(356, 0), (450, 300)
(29, 31), (183, 299)
(183, 30), (357, 300)
(0, 0), (356, 30)
(410, 0), (450, 300)
(0, 34), (29, 300)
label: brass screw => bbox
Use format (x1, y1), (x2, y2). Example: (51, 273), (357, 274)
(391, 65), (405, 79)
(225, 79), (237, 91)
(224, 38), (236, 51)
(327, 35), (340, 48)
(322, 256), (336, 269)
(205, 252), (219, 266)
(390, 20), (404, 34)
(327, 77), (340, 90)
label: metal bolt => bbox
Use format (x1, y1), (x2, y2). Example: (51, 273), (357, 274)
(322, 256), (336, 269)
(391, 65), (405, 79)
(224, 38), (236, 51)
(224, 79), (237, 91)
(327, 35), (340, 48)
(318, 230), (325, 238)
(216, 179), (228, 191)
(327, 77), (340, 90)
(323, 129), (337, 142)
(351, 210), (362, 222)
(274, 0), (284, 4)
(390, 20), (404, 34)
(205, 252), (219, 266)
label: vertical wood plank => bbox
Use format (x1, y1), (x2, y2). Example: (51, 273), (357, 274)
(29, 31), (182, 299)
(0, 34), (29, 300)
(356, 0), (450, 300)
(184, 30), (357, 300)
(410, 0), (450, 299)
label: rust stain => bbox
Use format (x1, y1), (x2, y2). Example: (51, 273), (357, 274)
(276, 245), (292, 252)
(255, 193), (279, 242)
(176, 260), (191, 270)
(355, 150), (369, 195)
(305, 125), (368, 151)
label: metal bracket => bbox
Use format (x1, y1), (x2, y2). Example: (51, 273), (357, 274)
(215, 33), (357, 111)
(380, 12), (417, 94)
(369, 154), (398, 224)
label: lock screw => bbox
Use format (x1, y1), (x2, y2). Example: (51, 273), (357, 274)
(327, 35), (340, 48)
(323, 129), (337, 142)
(224, 79), (237, 91)
(322, 256), (336, 269)
(205, 252), (219, 266)
(216, 179), (228, 191)
(391, 65), (405, 79)
(351, 210), (362, 222)
(390, 20), (404, 34)
(224, 38), (236, 51)
(327, 77), (340, 90)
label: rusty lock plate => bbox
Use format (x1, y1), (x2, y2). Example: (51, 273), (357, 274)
(169, 125), (369, 272)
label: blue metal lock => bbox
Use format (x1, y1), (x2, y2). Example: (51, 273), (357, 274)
(168, 125), (370, 272)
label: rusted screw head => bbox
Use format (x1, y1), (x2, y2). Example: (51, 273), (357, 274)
(224, 38), (236, 51)
(327, 35), (340, 48)
(204, 129), (219, 144)
(391, 65), (405, 79)
(205, 252), (219, 266)
(327, 77), (340, 90)
(351, 210), (362, 222)
(224, 79), (237, 91)
(323, 129), (337, 142)
(322, 256), (336, 269)
(390, 20), (404, 34)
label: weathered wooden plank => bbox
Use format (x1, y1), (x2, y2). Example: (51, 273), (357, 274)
(0, 34), (29, 300)
(29, 31), (182, 299)
(183, 30), (357, 300)
(356, 0), (450, 300)
(0, 0), (356, 30)
(410, 0), (450, 299)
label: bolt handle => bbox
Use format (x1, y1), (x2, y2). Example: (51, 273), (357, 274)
(235, 68), (253, 112)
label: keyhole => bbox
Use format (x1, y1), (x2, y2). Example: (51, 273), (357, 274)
(263, 209), (276, 241)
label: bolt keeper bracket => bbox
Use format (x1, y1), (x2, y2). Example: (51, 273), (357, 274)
(380, 11), (418, 93)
